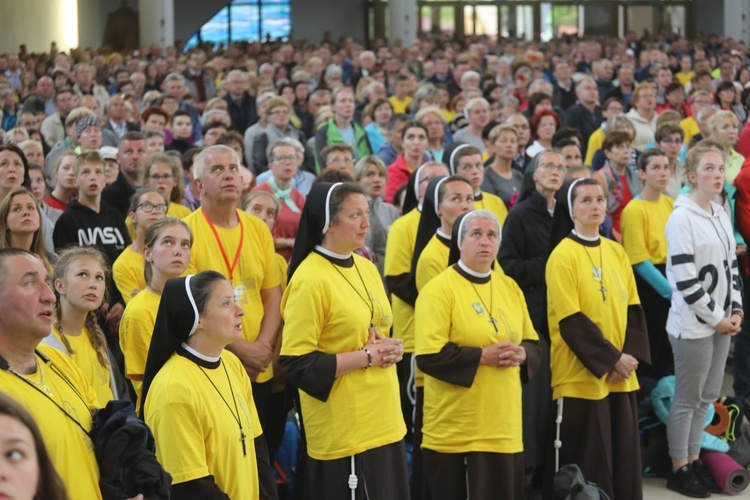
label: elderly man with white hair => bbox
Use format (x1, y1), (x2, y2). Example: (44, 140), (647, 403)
(453, 97), (491, 152)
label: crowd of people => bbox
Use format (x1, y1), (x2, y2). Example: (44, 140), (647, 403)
(1, 27), (750, 499)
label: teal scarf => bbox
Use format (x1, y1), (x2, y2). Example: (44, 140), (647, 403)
(269, 177), (301, 213)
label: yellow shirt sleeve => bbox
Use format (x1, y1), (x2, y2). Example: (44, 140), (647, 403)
(415, 271), (454, 356)
(120, 289), (161, 404)
(112, 246), (146, 305)
(621, 200), (651, 265)
(416, 236), (450, 292)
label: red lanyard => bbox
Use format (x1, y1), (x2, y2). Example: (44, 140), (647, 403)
(202, 210), (244, 281)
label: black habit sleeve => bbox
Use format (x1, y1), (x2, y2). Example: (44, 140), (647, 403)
(559, 312), (622, 378)
(622, 304), (652, 365)
(171, 475), (229, 500)
(385, 273), (418, 307)
(278, 352), (337, 402)
(520, 340), (542, 383)
(416, 342), (482, 388)
(255, 435), (279, 500)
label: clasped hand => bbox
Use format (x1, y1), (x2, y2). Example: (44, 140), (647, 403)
(715, 313), (742, 336)
(606, 353), (638, 384)
(363, 328), (404, 368)
(480, 341), (526, 369)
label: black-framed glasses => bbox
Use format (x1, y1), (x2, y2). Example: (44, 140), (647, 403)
(137, 202), (168, 214)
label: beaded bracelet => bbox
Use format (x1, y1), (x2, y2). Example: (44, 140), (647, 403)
(359, 347), (372, 369)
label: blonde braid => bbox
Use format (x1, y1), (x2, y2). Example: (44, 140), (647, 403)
(83, 312), (110, 368)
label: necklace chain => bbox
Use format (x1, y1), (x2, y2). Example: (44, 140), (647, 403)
(470, 280), (499, 334)
(8, 356), (92, 440)
(582, 243), (607, 303)
(329, 259), (375, 328)
(13, 359), (53, 396)
(197, 360), (248, 456)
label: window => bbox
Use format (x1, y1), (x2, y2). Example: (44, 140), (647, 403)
(186, 0), (291, 47)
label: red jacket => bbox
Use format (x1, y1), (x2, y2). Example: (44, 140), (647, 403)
(734, 156), (750, 242)
(738, 122), (750, 159)
(385, 154), (413, 204)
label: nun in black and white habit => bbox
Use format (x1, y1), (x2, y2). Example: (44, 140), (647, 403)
(140, 272), (277, 499)
(279, 182), (409, 499)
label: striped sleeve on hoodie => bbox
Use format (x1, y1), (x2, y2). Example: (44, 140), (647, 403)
(666, 195), (742, 339)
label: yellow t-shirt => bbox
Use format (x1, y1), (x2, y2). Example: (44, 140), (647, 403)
(546, 237), (641, 400)
(281, 252), (405, 460)
(621, 195), (674, 266)
(0, 346), (101, 499)
(727, 148), (744, 185)
(585, 128), (605, 167)
(415, 234), (452, 387)
(389, 95), (413, 114)
(120, 288), (161, 405)
(383, 208), (420, 352)
(145, 351), (263, 497)
(185, 208), (282, 383)
(168, 201), (192, 220)
(416, 234), (451, 293)
(113, 246), (146, 305)
(475, 191), (508, 227)
(676, 71), (695, 87)
(680, 117), (700, 145)
(416, 266), (538, 453)
(276, 253), (289, 294)
(49, 325), (114, 405)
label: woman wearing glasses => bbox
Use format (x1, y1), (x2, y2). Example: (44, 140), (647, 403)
(252, 97), (305, 175)
(112, 189), (168, 304)
(143, 153), (192, 220)
(252, 139), (306, 262)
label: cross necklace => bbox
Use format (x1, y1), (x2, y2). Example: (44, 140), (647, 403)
(198, 361), (248, 456)
(583, 244), (607, 302)
(471, 280), (499, 333)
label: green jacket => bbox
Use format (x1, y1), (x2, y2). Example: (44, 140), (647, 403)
(313, 118), (372, 173)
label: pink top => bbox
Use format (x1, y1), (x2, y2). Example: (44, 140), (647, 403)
(252, 182), (305, 262)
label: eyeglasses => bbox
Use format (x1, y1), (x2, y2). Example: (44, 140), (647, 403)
(148, 174), (174, 182)
(327, 157), (354, 166)
(137, 202), (168, 214)
(273, 155), (297, 164)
